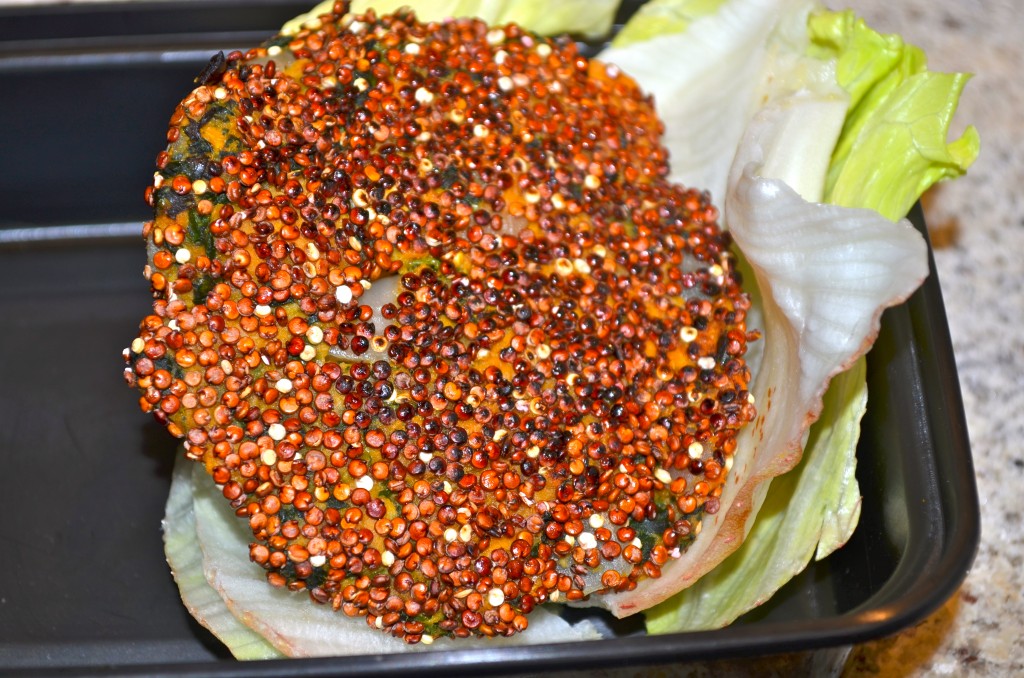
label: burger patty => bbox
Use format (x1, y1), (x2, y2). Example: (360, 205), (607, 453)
(124, 1), (756, 643)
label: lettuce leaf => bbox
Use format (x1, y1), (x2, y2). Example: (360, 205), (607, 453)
(646, 361), (865, 630)
(175, 456), (600, 658)
(810, 11), (980, 218)
(163, 457), (282, 660)
(599, 0), (817, 204)
(638, 156), (927, 629)
(611, 0), (729, 46)
(603, 1), (975, 632)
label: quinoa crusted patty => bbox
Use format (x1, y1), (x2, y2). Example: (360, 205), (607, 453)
(124, 1), (756, 643)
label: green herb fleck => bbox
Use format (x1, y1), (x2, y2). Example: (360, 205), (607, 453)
(187, 210), (216, 258)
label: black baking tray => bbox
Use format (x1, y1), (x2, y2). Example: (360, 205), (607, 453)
(0, 2), (980, 675)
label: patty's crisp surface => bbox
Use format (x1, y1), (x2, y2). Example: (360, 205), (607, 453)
(124, 2), (755, 643)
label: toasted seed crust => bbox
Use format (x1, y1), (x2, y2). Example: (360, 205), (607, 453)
(125, 2), (755, 642)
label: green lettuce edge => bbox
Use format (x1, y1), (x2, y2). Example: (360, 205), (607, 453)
(811, 9), (980, 218)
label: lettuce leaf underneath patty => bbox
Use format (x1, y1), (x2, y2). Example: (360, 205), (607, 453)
(646, 360), (865, 630)
(601, 1), (976, 632)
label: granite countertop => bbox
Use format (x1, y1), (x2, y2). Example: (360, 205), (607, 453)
(4, 0), (1020, 675)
